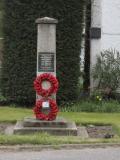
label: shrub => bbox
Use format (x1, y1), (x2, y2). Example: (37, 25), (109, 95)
(0, 0), (3, 37)
(92, 49), (120, 98)
(0, 93), (8, 105)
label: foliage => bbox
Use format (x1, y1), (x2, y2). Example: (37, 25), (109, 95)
(0, 94), (7, 105)
(92, 49), (120, 94)
(83, 0), (91, 91)
(1, 0), (86, 104)
(90, 89), (103, 101)
(60, 100), (120, 113)
(0, 0), (3, 37)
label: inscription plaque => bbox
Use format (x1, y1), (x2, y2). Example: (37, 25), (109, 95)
(38, 52), (54, 72)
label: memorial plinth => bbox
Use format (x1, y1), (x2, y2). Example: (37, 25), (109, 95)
(14, 117), (78, 136)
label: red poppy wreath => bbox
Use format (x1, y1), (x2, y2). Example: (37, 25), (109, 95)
(34, 73), (59, 97)
(33, 98), (59, 121)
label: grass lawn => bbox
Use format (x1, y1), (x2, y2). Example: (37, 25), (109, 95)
(0, 106), (120, 145)
(0, 106), (120, 126)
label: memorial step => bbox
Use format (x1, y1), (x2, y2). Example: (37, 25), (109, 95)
(23, 117), (68, 128)
(13, 117), (78, 136)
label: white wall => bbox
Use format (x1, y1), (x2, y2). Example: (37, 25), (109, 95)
(91, 0), (120, 60)
(90, 0), (120, 89)
(101, 0), (120, 50)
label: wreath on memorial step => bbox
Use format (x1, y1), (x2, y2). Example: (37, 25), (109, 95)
(34, 73), (59, 97)
(33, 98), (59, 121)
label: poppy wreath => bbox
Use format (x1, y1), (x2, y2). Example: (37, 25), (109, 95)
(34, 73), (59, 97)
(33, 98), (59, 121)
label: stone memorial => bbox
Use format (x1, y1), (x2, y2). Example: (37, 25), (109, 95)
(36, 17), (57, 74)
(13, 17), (77, 136)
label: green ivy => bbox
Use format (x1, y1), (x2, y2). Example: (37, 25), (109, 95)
(2, 0), (85, 104)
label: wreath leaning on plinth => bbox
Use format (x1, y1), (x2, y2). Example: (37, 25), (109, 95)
(33, 98), (59, 121)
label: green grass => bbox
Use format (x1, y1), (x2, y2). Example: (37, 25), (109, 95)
(0, 107), (33, 123)
(59, 112), (120, 125)
(61, 100), (120, 113)
(0, 133), (120, 145)
(1, 106), (120, 126)
(0, 106), (120, 145)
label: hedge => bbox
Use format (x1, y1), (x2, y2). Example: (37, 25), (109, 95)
(0, 0), (3, 37)
(2, 0), (85, 105)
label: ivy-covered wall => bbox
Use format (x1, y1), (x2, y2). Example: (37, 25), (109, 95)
(2, 0), (85, 104)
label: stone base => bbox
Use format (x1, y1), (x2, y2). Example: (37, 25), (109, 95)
(13, 117), (78, 136)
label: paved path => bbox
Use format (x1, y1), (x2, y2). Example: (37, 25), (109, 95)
(0, 147), (120, 160)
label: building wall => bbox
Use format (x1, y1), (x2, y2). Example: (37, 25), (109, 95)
(101, 0), (120, 50)
(90, 0), (120, 89)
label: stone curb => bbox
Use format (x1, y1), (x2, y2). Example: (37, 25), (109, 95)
(0, 143), (120, 151)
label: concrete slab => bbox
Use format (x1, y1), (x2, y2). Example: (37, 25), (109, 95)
(4, 126), (14, 135)
(77, 127), (89, 138)
(14, 117), (78, 136)
(23, 117), (68, 128)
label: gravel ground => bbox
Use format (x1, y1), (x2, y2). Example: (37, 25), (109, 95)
(86, 125), (114, 138)
(0, 123), (13, 134)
